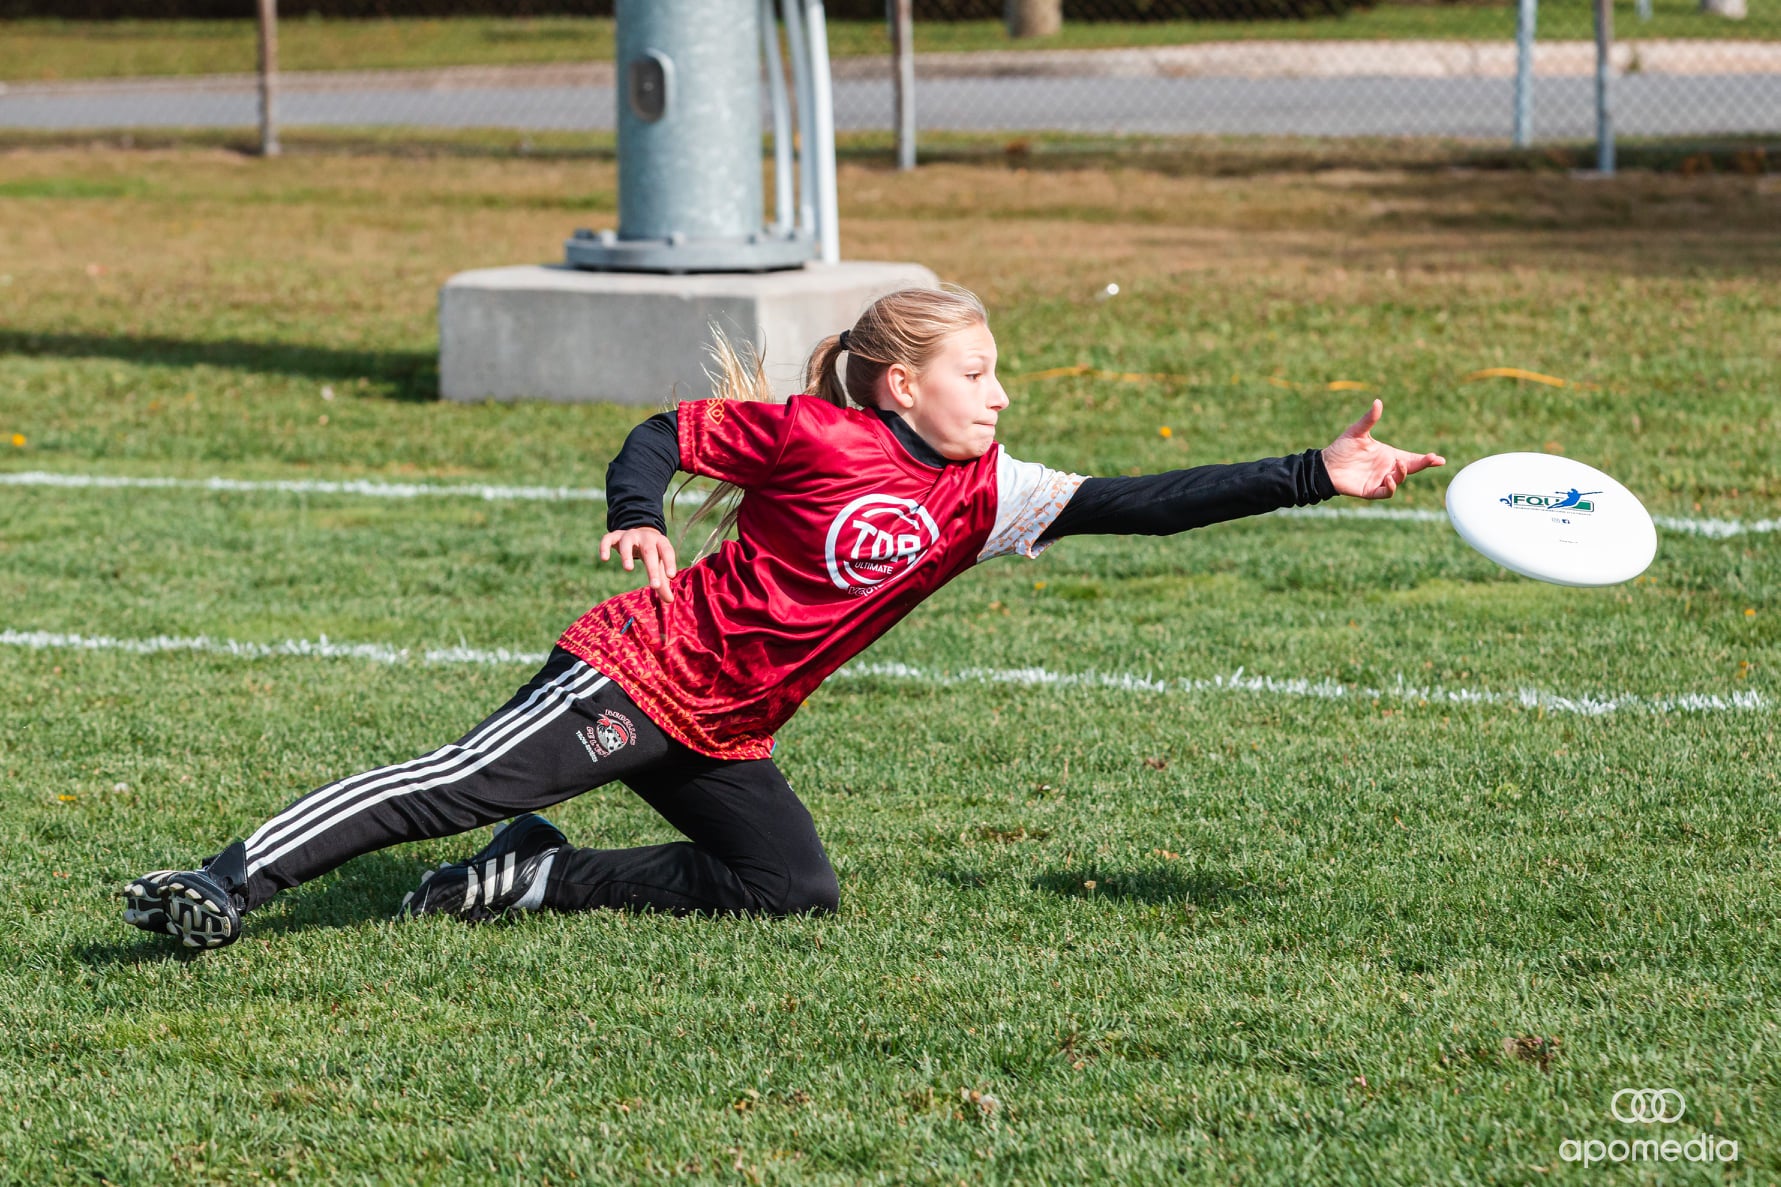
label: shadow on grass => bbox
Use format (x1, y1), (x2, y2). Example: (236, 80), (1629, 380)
(78, 936), (218, 967)
(250, 851), (430, 940)
(0, 329), (438, 402)
(8, 125), (1772, 179)
(935, 864), (1264, 908)
(1031, 866), (1265, 908)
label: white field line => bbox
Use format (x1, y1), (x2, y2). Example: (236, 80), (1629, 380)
(0, 469), (608, 502)
(840, 660), (1767, 716)
(0, 629), (543, 667)
(1, 470), (1774, 538)
(1276, 505), (1780, 540)
(0, 470), (710, 506)
(0, 628), (1765, 717)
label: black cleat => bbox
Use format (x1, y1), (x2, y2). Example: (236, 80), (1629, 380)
(397, 814), (566, 923)
(122, 840), (248, 950)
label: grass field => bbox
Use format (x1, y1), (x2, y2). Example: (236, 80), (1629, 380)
(0, 147), (1778, 1183)
(2, 2), (1776, 84)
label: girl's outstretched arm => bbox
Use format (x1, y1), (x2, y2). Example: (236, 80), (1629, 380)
(599, 409), (681, 603)
(1035, 448), (1329, 542)
(1034, 400), (1440, 543)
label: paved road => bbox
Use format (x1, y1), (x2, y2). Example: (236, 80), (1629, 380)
(3, 71), (1777, 139)
(840, 75), (1781, 138)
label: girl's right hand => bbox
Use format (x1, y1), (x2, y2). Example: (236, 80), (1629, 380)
(599, 527), (679, 604)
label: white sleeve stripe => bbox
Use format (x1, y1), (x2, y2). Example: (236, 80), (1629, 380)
(979, 450), (1086, 563)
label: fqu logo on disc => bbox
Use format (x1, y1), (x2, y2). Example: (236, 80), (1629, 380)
(825, 494), (940, 595)
(1500, 487), (1602, 514)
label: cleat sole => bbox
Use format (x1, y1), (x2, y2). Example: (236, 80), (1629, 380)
(121, 867), (242, 949)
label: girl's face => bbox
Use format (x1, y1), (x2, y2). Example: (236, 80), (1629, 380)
(887, 322), (1009, 461)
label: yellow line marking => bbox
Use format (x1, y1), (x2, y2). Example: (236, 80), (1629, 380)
(1463, 367), (1571, 388)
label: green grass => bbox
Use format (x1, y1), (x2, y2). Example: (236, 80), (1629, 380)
(5, 123), (1778, 179)
(2, 2), (1777, 84)
(0, 147), (1777, 1183)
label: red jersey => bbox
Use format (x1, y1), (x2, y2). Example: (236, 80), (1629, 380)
(558, 396), (1083, 759)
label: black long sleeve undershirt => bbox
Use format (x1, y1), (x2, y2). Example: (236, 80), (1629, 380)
(605, 410), (681, 533)
(603, 408), (1337, 539)
(1037, 450), (1335, 542)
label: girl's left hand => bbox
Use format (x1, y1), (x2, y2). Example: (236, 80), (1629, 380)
(599, 526), (679, 604)
(1322, 400), (1445, 500)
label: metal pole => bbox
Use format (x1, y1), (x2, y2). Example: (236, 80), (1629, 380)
(256, 0), (279, 157)
(804, 0), (841, 264)
(1513, 0), (1536, 147)
(891, 0), (915, 171)
(566, 0), (811, 272)
(779, 0), (818, 242)
(1594, 0), (1615, 174)
(761, 0), (794, 234)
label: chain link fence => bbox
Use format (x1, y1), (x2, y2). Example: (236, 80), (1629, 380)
(0, 1), (1775, 155)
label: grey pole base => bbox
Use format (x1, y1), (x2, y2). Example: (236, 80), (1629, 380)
(439, 259), (939, 404)
(565, 227), (817, 274)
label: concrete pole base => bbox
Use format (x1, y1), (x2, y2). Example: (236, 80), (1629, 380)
(439, 260), (939, 404)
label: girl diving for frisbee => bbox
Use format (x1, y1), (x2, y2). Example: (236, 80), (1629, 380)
(122, 286), (1443, 950)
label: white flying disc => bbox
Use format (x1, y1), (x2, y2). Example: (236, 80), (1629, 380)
(1445, 452), (1657, 587)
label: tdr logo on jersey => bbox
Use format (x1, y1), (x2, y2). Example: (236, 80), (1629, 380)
(825, 494), (941, 594)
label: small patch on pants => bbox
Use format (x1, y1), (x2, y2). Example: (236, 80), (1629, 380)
(577, 708), (637, 765)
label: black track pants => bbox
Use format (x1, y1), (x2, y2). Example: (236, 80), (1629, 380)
(236, 648), (837, 918)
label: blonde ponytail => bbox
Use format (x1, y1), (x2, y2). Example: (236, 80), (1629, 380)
(806, 334), (849, 410)
(677, 329), (774, 562)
